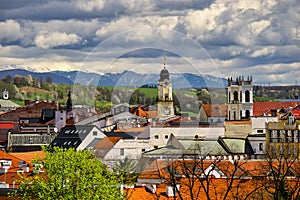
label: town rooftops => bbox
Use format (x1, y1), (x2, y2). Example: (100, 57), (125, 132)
(253, 102), (298, 117)
(0, 101), (57, 122)
(201, 104), (228, 117)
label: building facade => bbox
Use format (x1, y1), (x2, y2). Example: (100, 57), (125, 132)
(157, 60), (174, 119)
(227, 76), (253, 120)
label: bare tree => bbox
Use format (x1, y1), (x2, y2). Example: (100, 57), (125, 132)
(262, 151), (300, 200)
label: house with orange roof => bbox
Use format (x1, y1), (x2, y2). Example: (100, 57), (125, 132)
(198, 104), (227, 124)
(0, 150), (35, 189)
(92, 129), (152, 169)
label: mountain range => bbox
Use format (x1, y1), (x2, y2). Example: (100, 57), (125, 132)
(0, 65), (227, 89)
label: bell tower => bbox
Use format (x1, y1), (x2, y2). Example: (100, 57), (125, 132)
(157, 58), (174, 118)
(227, 76), (253, 120)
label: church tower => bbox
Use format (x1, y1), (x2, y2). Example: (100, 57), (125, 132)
(227, 76), (253, 120)
(157, 58), (174, 118)
(66, 90), (73, 112)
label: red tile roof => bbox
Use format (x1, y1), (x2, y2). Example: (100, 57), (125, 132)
(253, 102), (299, 116)
(0, 150), (23, 168)
(201, 104), (228, 117)
(10, 151), (46, 166)
(134, 159), (300, 199)
(0, 122), (18, 129)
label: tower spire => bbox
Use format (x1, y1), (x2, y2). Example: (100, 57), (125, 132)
(163, 57), (166, 68)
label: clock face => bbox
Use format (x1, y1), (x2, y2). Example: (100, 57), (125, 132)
(164, 80), (169, 86)
(163, 107), (170, 115)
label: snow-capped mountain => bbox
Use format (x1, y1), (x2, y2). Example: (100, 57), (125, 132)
(0, 64), (74, 73)
(0, 66), (227, 89)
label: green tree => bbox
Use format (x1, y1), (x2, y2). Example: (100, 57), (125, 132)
(12, 147), (123, 200)
(113, 157), (138, 186)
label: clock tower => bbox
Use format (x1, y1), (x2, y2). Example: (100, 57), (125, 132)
(157, 58), (174, 118)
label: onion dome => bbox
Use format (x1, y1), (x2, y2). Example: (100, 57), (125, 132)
(159, 67), (170, 81)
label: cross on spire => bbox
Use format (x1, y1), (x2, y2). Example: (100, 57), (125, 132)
(163, 57), (166, 68)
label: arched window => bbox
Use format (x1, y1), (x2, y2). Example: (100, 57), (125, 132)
(233, 91), (239, 102)
(165, 93), (169, 100)
(233, 111), (236, 120)
(245, 90), (250, 102)
(228, 92), (231, 103)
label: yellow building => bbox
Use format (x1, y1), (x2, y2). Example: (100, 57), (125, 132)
(266, 120), (300, 158)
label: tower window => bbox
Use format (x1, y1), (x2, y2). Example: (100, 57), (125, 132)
(245, 90), (250, 102)
(259, 143), (263, 151)
(233, 91), (239, 102)
(165, 94), (169, 100)
(245, 110), (250, 118)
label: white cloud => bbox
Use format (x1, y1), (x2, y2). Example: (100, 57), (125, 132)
(250, 47), (276, 58)
(182, 0), (295, 46)
(72, 0), (105, 11)
(0, 20), (23, 43)
(34, 31), (82, 49)
(95, 16), (179, 41)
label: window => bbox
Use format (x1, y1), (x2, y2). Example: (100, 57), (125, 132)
(120, 148), (124, 156)
(233, 91), (239, 102)
(99, 149), (105, 154)
(141, 149), (145, 152)
(165, 135), (168, 139)
(245, 110), (250, 118)
(154, 146), (158, 149)
(259, 143), (263, 151)
(288, 115), (295, 125)
(195, 135), (199, 139)
(245, 90), (250, 102)
(154, 135), (159, 139)
(257, 130), (263, 133)
(93, 131), (97, 136)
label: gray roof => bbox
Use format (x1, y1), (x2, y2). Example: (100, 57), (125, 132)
(51, 125), (99, 148)
(0, 99), (20, 109)
(144, 139), (227, 157)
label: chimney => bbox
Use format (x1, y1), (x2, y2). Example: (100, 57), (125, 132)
(166, 184), (180, 197)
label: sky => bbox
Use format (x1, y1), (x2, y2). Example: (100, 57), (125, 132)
(0, 0), (299, 85)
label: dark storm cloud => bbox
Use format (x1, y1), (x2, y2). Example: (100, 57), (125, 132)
(0, 0), (122, 21)
(119, 48), (179, 59)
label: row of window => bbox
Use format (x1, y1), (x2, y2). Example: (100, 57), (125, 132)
(269, 130), (300, 143)
(119, 148), (145, 156)
(228, 90), (251, 103)
(64, 129), (87, 134)
(154, 135), (200, 139)
(269, 144), (299, 156)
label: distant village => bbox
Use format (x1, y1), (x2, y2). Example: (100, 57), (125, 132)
(0, 63), (300, 199)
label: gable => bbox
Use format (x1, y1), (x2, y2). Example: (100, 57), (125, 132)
(202, 164), (225, 178)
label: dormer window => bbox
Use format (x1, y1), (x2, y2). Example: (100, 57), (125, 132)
(288, 115), (295, 125)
